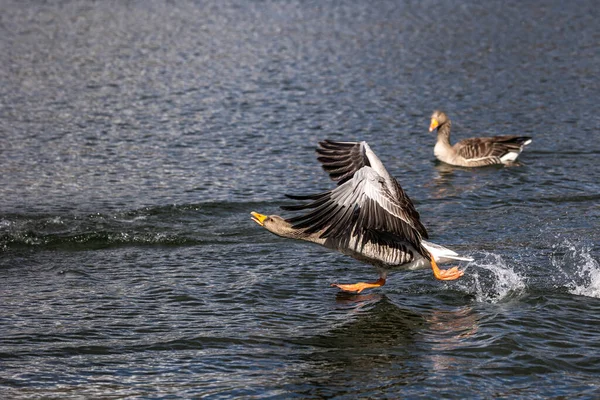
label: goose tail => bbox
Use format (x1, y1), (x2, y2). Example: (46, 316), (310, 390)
(421, 240), (473, 263)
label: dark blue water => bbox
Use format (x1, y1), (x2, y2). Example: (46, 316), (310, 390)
(1, 0), (599, 398)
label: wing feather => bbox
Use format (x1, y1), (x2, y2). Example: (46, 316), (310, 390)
(316, 140), (370, 185)
(283, 166), (429, 259)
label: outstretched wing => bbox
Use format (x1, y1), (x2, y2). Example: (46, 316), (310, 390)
(282, 166), (429, 258)
(314, 140), (427, 238)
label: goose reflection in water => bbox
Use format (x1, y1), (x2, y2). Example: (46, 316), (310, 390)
(422, 306), (481, 374)
(285, 297), (480, 396)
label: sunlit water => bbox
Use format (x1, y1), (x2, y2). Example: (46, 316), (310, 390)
(1, 0), (599, 398)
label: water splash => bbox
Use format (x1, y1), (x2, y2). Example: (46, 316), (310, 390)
(551, 240), (600, 298)
(458, 253), (527, 303)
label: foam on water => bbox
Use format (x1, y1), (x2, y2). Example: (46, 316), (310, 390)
(551, 240), (600, 298)
(457, 253), (527, 303)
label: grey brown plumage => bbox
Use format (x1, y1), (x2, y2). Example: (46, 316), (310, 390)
(429, 110), (532, 167)
(251, 140), (470, 292)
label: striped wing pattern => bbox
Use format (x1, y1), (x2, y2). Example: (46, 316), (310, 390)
(282, 141), (430, 260)
(316, 140), (427, 238)
(456, 135), (532, 164)
(316, 140), (370, 185)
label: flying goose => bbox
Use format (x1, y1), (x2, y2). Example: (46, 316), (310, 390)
(251, 140), (471, 293)
(429, 110), (532, 167)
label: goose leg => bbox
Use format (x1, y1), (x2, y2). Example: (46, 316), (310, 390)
(430, 255), (464, 280)
(331, 277), (386, 293)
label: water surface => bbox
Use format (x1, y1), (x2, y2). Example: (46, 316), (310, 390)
(1, 0), (599, 398)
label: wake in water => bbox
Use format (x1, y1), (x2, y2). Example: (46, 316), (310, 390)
(451, 240), (600, 302)
(0, 203), (245, 252)
(455, 252), (527, 303)
(550, 240), (600, 298)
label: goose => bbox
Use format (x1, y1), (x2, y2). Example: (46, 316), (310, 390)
(251, 140), (471, 293)
(429, 110), (532, 167)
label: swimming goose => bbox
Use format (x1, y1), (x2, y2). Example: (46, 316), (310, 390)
(429, 110), (532, 167)
(251, 140), (471, 293)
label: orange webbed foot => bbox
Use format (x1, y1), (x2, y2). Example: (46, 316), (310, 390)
(430, 254), (464, 281)
(434, 266), (464, 281)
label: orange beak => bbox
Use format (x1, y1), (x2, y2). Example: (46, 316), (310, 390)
(251, 211), (267, 226)
(429, 118), (439, 132)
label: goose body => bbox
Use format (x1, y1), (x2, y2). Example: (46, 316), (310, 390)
(429, 111), (532, 167)
(251, 140), (471, 293)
